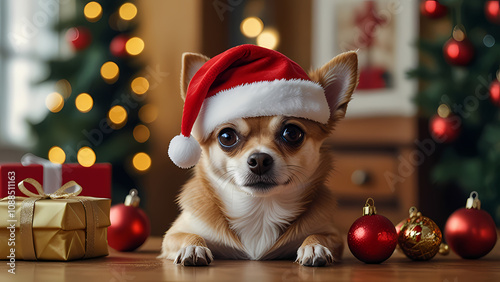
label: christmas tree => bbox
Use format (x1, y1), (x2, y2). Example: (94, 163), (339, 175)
(32, 0), (151, 202)
(410, 0), (500, 224)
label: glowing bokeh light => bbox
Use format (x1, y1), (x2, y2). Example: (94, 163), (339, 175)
(119, 2), (138, 21)
(125, 37), (145, 56)
(108, 105), (128, 127)
(46, 92), (64, 113)
(77, 147), (96, 167)
(132, 152), (151, 172)
(131, 77), (149, 95)
(84, 1), (103, 22)
(55, 79), (72, 99)
(133, 124), (150, 143)
(256, 28), (280, 50)
(75, 93), (94, 113)
(48, 146), (66, 164)
(240, 17), (264, 38)
(100, 61), (120, 83)
(437, 104), (451, 118)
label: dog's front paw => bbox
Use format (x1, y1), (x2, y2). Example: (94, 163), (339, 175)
(296, 244), (334, 267)
(174, 245), (213, 266)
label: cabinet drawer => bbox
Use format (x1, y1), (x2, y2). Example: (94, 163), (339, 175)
(327, 152), (397, 198)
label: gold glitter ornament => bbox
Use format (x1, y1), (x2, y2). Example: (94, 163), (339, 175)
(398, 207), (443, 261)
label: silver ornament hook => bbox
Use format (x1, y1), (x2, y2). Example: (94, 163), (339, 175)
(125, 188), (141, 207)
(466, 191), (481, 209)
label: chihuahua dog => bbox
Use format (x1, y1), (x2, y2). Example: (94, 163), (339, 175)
(160, 46), (358, 266)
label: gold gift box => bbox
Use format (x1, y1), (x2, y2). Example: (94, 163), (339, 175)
(0, 196), (110, 261)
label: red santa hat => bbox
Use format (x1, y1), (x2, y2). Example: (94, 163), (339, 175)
(168, 44), (330, 168)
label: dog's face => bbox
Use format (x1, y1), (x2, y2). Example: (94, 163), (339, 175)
(178, 50), (358, 196)
(198, 116), (330, 196)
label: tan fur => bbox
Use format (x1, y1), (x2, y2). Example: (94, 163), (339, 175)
(165, 167), (245, 250)
(163, 233), (208, 250)
(180, 52), (210, 101)
(161, 50), (358, 266)
(309, 50), (359, 126)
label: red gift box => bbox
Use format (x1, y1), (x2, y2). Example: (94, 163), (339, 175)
(0, 155), (111, 198)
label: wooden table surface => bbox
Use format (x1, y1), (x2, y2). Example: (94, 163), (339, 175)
(2, 236), (499, 282)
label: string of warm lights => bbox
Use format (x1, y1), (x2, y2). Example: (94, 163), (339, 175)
(118, 2), (137, 21)
(84, 1), (103, 22)
(132, 152), (151, 172)
(77, 146), (97, 167)
(132, 125), (150, 144)
(100, 61), (120, 83)
(108, 105), (128, 129)
(75, 93), (93, 113)
(48, 146), (66, 164)
(131, 77), (149, 95)
(240, 16), (279, 50)
(55, 79), (72, 98)
(125, 37), (145, 56)
(46, 1), (151, 173)
(45, 92), (64, 113)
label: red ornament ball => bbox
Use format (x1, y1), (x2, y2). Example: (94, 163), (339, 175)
(443, 37), (474, 66)
(485, 1), (500, 25)
(444, 192), (497, 259)
(108, 190), (150, 252)
(66, 27), (92, 51)
(420, 0), (447, 18)
(430, 114), (460, 143)
(110, 34), (129, 57)
(489, 80), (500, 106)
(348, 199), (398, 264)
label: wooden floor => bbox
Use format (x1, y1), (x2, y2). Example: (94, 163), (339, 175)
(2, 236), (500, 282)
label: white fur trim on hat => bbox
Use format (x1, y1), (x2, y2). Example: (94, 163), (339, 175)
(168, 134), (202, 169)
(192, 79), (328, 139)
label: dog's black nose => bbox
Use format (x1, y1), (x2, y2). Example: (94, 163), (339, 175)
(247, 153), (274, 175)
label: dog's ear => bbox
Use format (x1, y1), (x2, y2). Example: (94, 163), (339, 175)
(180, 52), (210, 101)
(309, 51), (358, 123)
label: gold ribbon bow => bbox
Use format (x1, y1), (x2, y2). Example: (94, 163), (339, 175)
(18, 178), (97, 260)
(18, 178), (82, 199)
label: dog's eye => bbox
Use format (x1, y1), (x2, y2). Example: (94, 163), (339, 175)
(218, 128), (239, 148)
(281, 124), (304, 145)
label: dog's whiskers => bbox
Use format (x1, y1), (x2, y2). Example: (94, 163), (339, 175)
(286, 165), (307, 186)
(215, 165), (241, 203)
(217, 167), (237, 189)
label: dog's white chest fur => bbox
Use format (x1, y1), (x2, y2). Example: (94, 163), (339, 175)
(218, 188), (302, 260)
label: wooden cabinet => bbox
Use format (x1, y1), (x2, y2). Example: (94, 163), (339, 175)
(326, 116), (418, 233)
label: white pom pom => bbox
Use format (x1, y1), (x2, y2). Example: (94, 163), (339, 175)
(168, 134), (202, 169)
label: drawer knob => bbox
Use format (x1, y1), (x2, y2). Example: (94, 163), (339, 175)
(351, 170), (370, 186)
